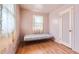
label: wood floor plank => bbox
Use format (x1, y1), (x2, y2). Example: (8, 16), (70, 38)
(16, 39), (78, 54)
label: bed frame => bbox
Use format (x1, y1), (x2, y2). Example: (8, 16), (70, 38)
(24, 34), (53, 41)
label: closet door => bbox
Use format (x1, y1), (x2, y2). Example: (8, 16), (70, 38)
(61, 8), (73, 48)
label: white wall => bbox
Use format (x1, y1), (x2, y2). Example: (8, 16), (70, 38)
(49, 12), (60, 40)
(73, 5), (79, 52)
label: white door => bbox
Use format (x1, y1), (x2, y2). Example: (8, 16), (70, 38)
(61, 8), (73, 48)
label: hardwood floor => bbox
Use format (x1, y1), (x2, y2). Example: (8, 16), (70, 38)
(16, 39), (78, 54)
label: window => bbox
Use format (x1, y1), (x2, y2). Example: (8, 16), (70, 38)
(1, 4), (16, 36)
(33, 15), (43, 33)
(0, 5), (2, 34)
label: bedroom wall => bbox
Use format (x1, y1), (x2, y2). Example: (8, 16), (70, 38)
(13, 4), (21, 53)
(20, 8), (49, 36)
(73, 5), (79, 52)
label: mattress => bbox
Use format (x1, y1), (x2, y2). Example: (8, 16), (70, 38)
(24, 34), (53, 41)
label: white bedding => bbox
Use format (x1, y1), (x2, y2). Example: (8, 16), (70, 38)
(24, 34), (53, 41)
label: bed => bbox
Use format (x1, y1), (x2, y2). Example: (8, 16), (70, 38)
(24, 34), (53, 41)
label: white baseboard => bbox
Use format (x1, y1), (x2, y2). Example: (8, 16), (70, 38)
(55, 39), (79, 53)
(72, 49), (79, 53)
(55, 39), (71, 48)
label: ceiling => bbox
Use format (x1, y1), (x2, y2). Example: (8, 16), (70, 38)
(20, 4), (65, 13)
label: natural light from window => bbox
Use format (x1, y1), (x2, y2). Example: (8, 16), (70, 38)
(33, 15), (43, 33)
(1, 4), (16, 36)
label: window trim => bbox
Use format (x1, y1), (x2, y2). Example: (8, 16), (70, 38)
(33, 15), (44, 33)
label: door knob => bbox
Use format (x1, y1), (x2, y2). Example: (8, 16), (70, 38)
(69, 30), (72, 32)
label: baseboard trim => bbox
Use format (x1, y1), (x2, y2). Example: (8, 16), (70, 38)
(72, 49), (79, 53)
(55, 39), (79, 53)
(55, 39), (71, 48)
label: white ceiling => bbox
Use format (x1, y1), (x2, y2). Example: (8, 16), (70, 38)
(20, 4), (65, 13)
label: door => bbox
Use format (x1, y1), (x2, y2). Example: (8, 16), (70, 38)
(61, 8), (73, 48)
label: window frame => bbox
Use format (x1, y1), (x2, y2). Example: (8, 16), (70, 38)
(1, 4), (16, 37)
(33, 15), (44, 33)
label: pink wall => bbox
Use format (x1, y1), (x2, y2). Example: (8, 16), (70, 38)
(20, 9), (49, 36)
(13, 4), (21, 52)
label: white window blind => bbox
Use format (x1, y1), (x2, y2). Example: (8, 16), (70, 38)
(33, 15), (43, 33)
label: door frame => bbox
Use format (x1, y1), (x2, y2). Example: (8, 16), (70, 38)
(60, 7), (73, 48)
